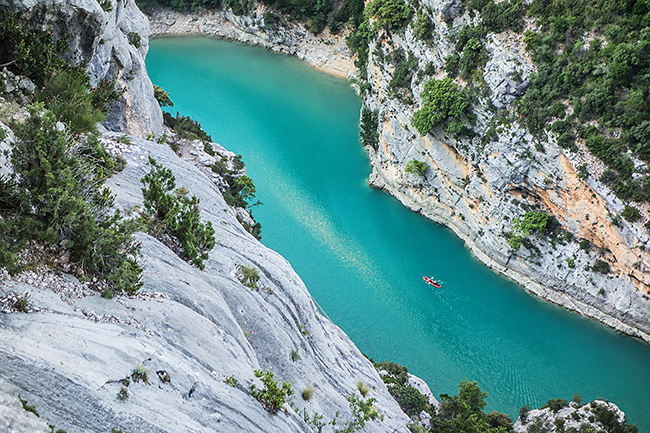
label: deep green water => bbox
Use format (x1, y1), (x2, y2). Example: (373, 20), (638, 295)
(147, 37), (650, 428)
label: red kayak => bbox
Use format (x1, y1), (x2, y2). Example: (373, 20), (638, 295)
(423, 276), (441, 288)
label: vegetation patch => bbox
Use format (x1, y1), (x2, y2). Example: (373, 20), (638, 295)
(507, 211), (549, 251)
(360, 107), (379, 148)
(19, 395), (39, 417)
(412, 78), (473, 137)
(388, 383), (430, 417)
(141, 157), (216, 270)
(238, 264), (260, 289)
(365, 0), (413, 32)
(250, 369), (294, 415)
(405, 159), (427, 176)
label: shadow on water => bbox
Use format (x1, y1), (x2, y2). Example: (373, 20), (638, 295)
(147, 36), (650, 428)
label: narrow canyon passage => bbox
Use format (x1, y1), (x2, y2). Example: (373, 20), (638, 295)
(147, 36), (650, 429)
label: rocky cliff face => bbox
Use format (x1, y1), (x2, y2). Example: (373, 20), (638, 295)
(1, 0), (163, 136)
(358, 0), (650, 343)
(0, 128), (412, 432)
(0, 1), (416, 431)
(513, 400), (628, 433)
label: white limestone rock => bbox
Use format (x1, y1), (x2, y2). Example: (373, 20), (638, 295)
(0, 380), (51, 433)
(514, 400), (627, 433)
(0, 135), (412, 433)
(0, 0), (163, 136)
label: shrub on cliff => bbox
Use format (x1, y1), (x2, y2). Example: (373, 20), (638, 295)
(405, 160), (427, 176)
(414, 11), (434, 41)
(360, 107), (379, 148)
(250, 369), (294, 414)
(141, 157), (215, 269)
(153, 85), (174, 108)
(507, 211), (549, 251)
(163, 112), (212, 143)
(542, 397), (569, 412)
(621, 205), (641, 223)
(592, 259), (611, 274)
(431, 380), (512, 433)
(0, 104), (142, 294)
(412, 78), (472, 137)
(388, 384), (430, 416)
(365, 0), (413, 32)
(0, 12), (120, 134)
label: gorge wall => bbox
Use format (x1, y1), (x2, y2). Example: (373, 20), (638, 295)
(359, 0), (650, 343)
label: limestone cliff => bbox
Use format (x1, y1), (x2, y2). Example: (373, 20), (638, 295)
(0, 2), (413, 432)
(147, 7), (355, 78)
(0, 132), (411, 432)
(1, 0), (162, 136)
(359, 0), (650, 343)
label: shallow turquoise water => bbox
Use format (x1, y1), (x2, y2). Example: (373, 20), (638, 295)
(147, 37), (650, 428)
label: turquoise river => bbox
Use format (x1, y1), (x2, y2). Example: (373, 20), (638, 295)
(147, 37), (650, 429)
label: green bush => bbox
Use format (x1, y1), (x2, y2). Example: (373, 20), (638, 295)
(163, 112), (212, 142)
(592, 259), (611, 274)
(264, 11), (281, 26)
(19, 395), (39, 417)
(370, 360), (408, 383)
(98, 0), (113, 11)
(141, 157), (215, 269)
(388, 384), (429, 416)
(459, 37), (489, 80)
(301, 387), (314, 401)
(508, 211), (549, 250)
(153, 85), (174, 107)
(0, 105), (141, 294)
(365, 0), (413, 32)
(335, 392), (383, 431)
(414, 12), (434, 41)
(405, 159), (427, 176)
(360, 107), (379, 148)
(37, 69), (105, 135)
(225, 175), (257, 208)
(131, 366), (148, 383)
(433, 380), (511, 433)
(412, 78), (472, 136)
(621, 205), (641, 222)
(389, 50), (418, 93)
(250, 369), (294, 414)
(487, 411), (513, 429)
(542, 397), (568, 412)
(226, 376), (237, 387)
(128, 32), (141, 48)
(239, 265), (260, 288)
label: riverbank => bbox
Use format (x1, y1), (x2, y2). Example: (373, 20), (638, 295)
(147, 8), (355, 79)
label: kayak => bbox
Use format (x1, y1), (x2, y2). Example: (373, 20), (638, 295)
(423, 276), (441, 288)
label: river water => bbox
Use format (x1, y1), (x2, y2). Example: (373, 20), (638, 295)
(147, 36), (650, 429)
